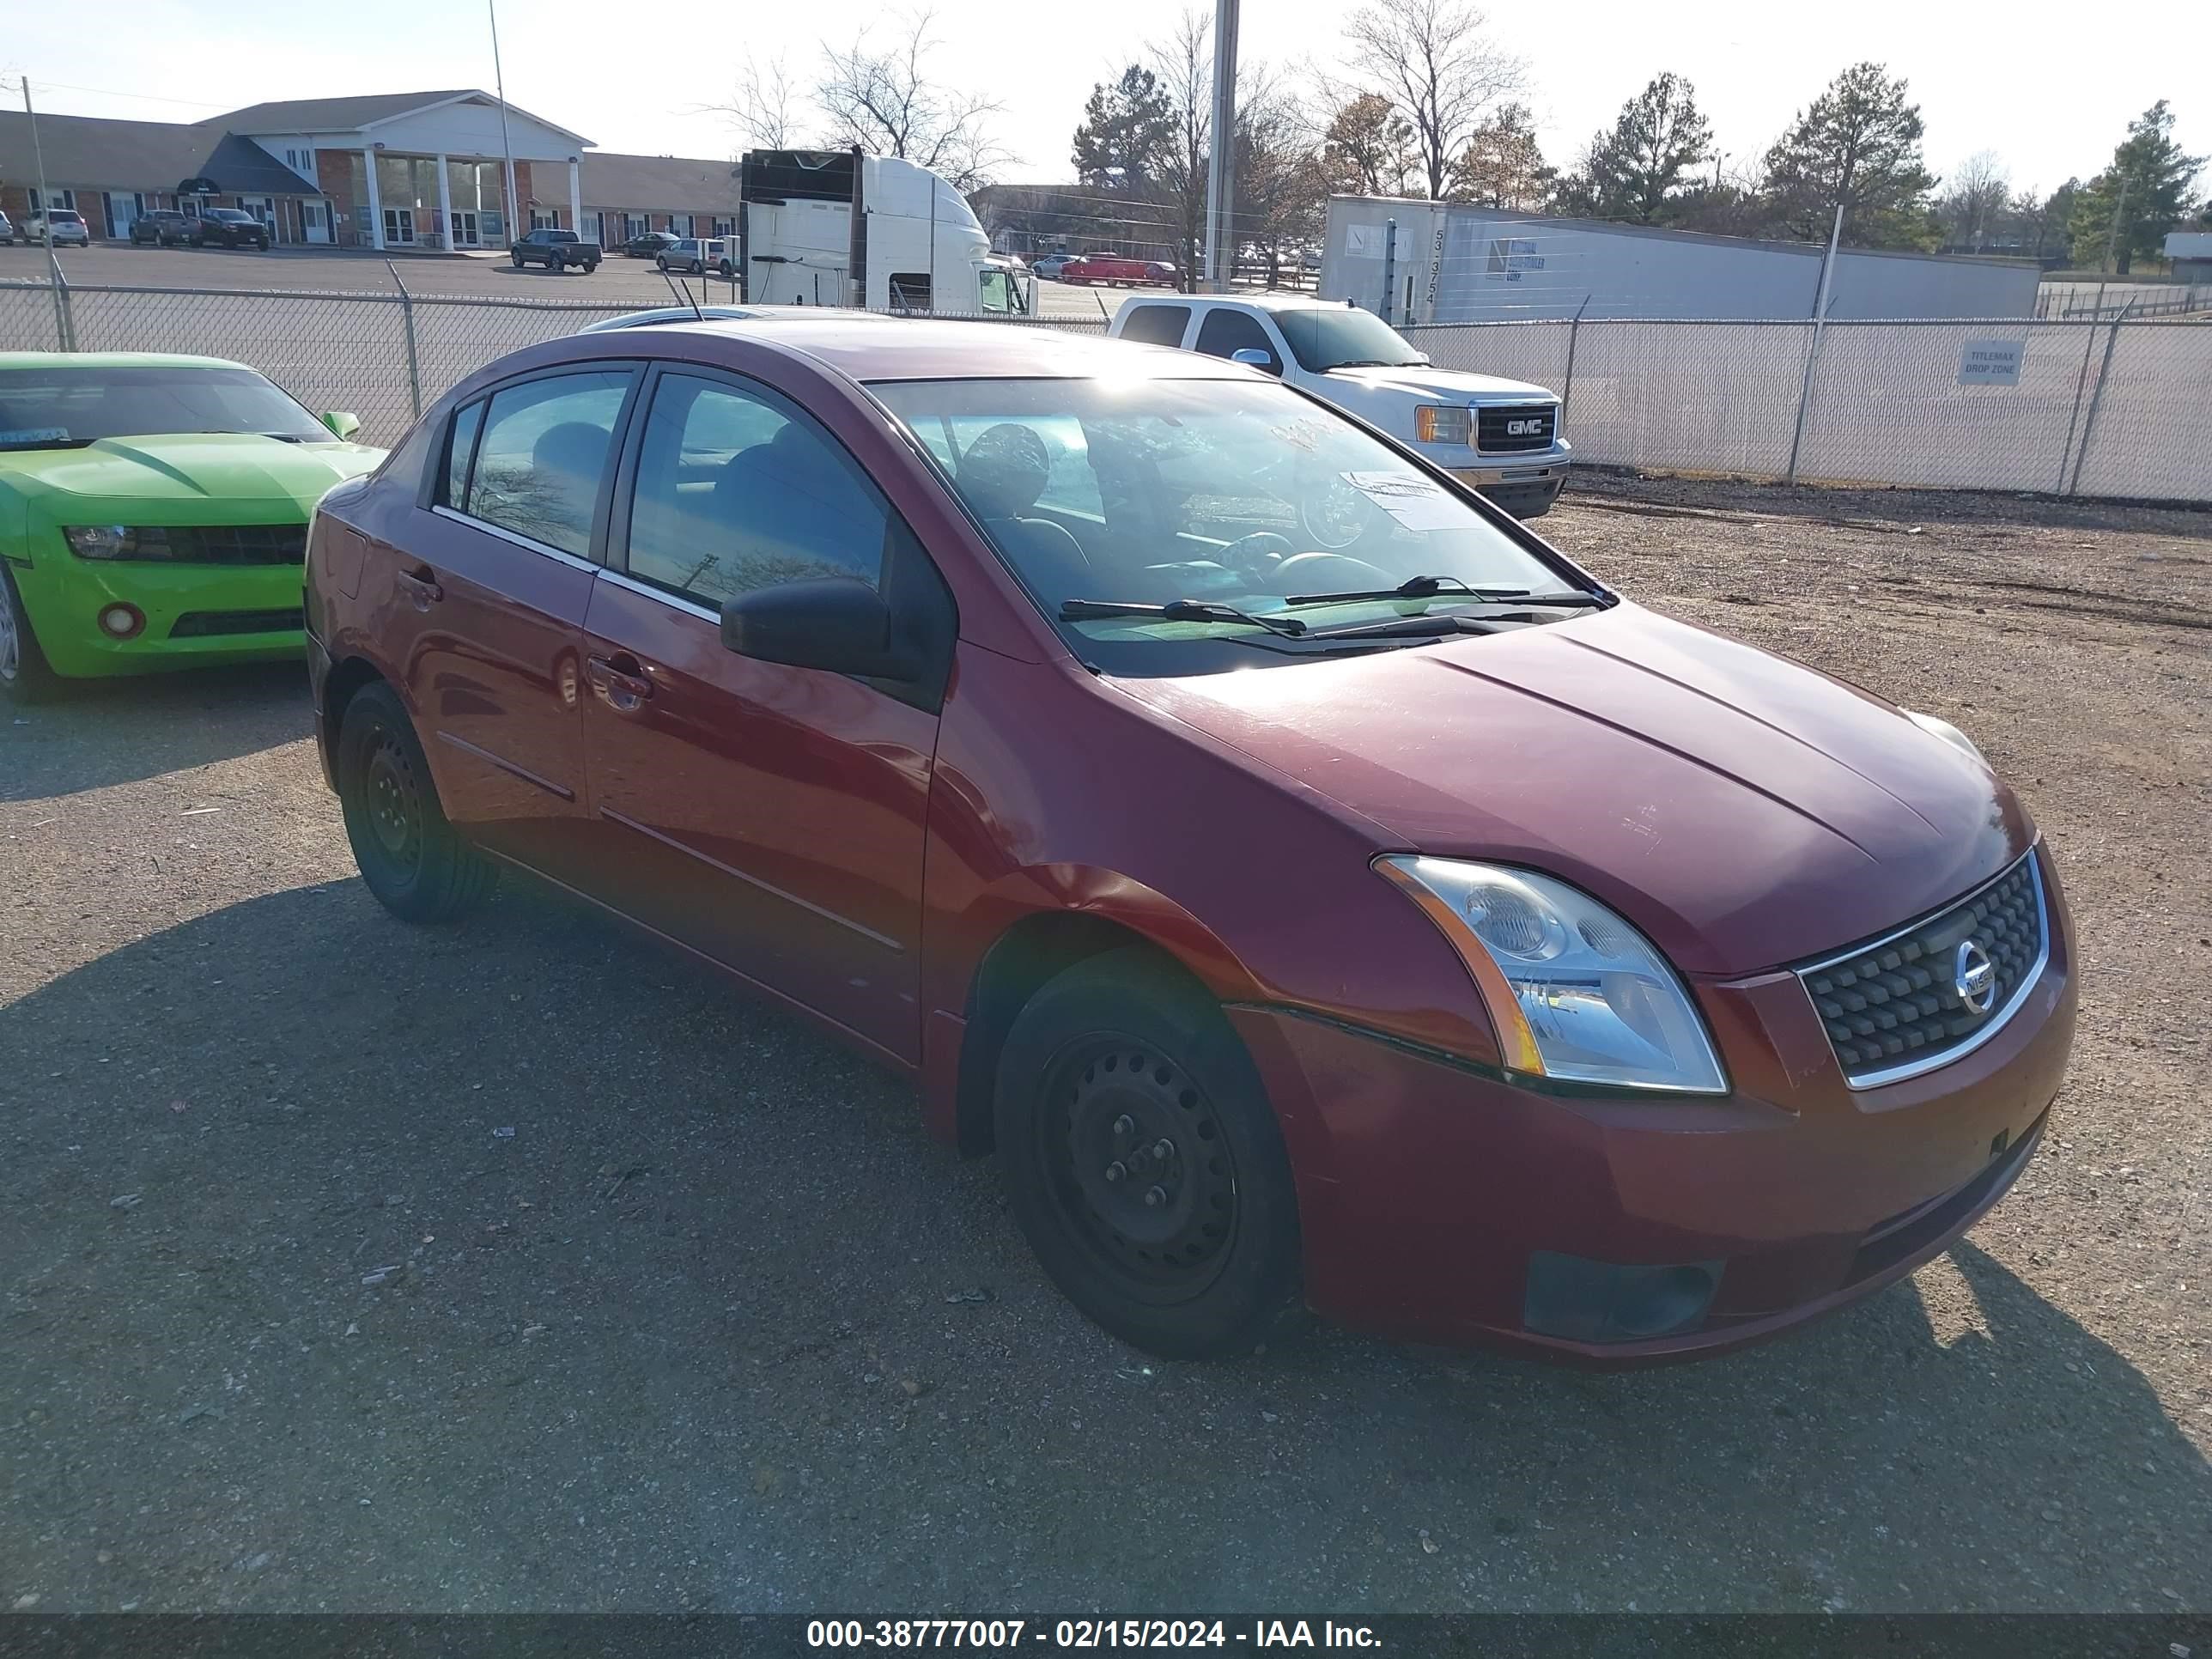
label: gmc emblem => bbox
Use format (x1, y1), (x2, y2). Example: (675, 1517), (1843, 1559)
(1505, 417), (1546, 436)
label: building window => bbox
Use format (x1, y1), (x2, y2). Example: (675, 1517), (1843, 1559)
(669, 213), (694, 237)
(712, 217), (735, 238)
(531, 208), (557, 231)
(28, 188), (77, 213)
(624, 215), (647, 242)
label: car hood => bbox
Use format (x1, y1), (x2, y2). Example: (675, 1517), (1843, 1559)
(1320, 364), (1556, 404)
(1104, 603), (2030, 976)
(7, 434), (384, 510)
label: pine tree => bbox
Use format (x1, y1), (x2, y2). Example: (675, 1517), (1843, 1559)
(1071, 65), (1176, 193)
(1762, 63), (1938, 248)
(2066, 101), (2205, 274)
(1558, 74), (1712, 225)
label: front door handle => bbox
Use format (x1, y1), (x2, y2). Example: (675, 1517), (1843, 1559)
(396, 566), (444, 610)
(586, 653), (655, 712)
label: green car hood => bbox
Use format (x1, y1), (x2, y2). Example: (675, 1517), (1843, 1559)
(3, 433), (385, 518)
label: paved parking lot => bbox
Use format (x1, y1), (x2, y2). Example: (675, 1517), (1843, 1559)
(0, 243), (1130, 319)
(3, 477), (2209, 1613)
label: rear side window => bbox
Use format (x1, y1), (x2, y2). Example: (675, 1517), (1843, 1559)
(459, 371), (631, 558)
(1194, 308), (1278, 363)
(625, 372), (889, 607)
(442, 400), (484, 505)
(1119, 305), (1190, 348)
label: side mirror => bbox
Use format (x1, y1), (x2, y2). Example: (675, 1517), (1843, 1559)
(1231, 347), (1282, 377)
(721, 578), (915, 680)
(321, 410), (362, 440)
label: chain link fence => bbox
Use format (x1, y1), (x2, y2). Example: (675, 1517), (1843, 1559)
(2, 276), (2202, 502)
(1410, 315), (2212, 500)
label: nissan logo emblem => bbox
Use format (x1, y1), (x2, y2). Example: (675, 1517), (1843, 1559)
(1953, 940), (1997, 1016)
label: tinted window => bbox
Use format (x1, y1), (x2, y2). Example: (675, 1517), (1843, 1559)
(626, 373), (887, 607)
(1194, 308), (1277, 363)
(1273, 307), (1427, 372)
(0, 364), (334, 448)
(1118, 305), (1190, 348)
(462, 372), (630, 557)
(442, 400), (485, 505)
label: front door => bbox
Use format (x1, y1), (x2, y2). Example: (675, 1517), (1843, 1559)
(382, 207), (416, 246)
(451, 210), (480, 249)
(377, 364), (640, 878)
(579, 365), (945, 1061)
(302, 201), (331, 244)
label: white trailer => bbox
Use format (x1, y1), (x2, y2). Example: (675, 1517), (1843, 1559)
(1320, 199), (2040, 324)
(738, 149), (1031, 315)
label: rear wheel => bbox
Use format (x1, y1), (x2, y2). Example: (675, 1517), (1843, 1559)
(994, 948), (1302, 1358)
(513, 252), (526, 269)
(0, 565), (61, 705)
(336, 682), (497, 923)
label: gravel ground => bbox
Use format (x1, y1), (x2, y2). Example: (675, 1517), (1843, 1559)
(2, 475), (2208, 1613)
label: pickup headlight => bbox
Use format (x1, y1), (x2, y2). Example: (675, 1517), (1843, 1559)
(1376, 857), (1729, 1094)
(64, 526), (171, 560)
(1903, 708), (1987, 767)
(1413, 404), (1471, 445)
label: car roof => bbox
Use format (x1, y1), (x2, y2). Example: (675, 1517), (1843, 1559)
(0, 350), (254, 373)
(641, 316), (1258, 382)
(576, 304), (902, 333)
(1170, 292), (1362, 313)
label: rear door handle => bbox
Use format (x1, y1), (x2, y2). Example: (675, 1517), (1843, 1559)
(586, 653), (655, 711)
(396, 566), (444, 609)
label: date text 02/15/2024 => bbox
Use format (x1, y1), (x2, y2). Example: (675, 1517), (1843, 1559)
(805, 1621), (1382, 1649)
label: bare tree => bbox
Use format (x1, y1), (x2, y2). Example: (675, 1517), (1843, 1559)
(1342, 0), (1525, 198)
(720, 55), (799, 151)
(1938, 149), (2011, 252)
(1147, 9), (1214, 289)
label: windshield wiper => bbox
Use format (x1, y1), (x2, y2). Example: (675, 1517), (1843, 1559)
(1061, 598), (1309, 638)
(1282, 575), (1607, 610)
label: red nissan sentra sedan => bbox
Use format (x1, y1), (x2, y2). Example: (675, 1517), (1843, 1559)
(303, 318), (2075, 1364)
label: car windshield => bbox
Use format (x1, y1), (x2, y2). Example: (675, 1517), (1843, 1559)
(1274, 307), (1429, 372)
(871, 376), (1578, 677)
(0, 365), (337, 449)
(50, 211), (85, 224)
(210, 210), (253, 222)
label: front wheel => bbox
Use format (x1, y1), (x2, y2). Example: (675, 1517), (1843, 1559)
(513, 252), (526, 269)
(337, 682), (498, 924)
(0, 564), (61, 704)
(994, 948), (1302, 1358)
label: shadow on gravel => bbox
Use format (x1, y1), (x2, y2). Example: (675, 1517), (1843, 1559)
(3, 878), (2206, 1611)
(1, 661), (308, 802)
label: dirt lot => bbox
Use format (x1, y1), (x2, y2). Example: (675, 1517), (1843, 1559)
(2, 476), (2208, 1613)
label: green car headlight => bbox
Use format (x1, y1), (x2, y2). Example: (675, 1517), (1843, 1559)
(64, 526), (172, 560)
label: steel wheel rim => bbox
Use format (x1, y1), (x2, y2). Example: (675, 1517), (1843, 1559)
(1040, 1035), (1241, 1303)
(361, 724), (423, 870)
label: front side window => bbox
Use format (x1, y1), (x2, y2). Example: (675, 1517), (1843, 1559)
(461, 371), (631, 557)
(0, 365), (334, 450)
(1193, 308), (1278, 364)
(870, 376), (1575, 677)
(625, 373), (888, 607)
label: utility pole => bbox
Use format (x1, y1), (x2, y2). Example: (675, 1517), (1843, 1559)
(1202, 0), (1240, 293)
(488, 0), (520, 250)
(17, 79), (71, 350)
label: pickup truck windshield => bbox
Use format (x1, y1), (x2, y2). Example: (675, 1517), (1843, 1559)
(1275, 307), (1429, 373)
(871, 376), (1581, 677)
(0, 365), (336, 448)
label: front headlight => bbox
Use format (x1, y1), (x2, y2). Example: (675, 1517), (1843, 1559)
(1903, 708), (1986, 767)
(1413, 404), (1471, 445)
(64, 526), (173, 561)
(1376, 857), (1728, 1094)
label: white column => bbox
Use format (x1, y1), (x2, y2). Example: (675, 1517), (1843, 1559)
(435, 152), (454, 250)
(568, 159), (582, 234)
(362, 147), (385, 250)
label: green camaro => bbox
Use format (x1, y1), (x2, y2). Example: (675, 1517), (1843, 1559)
(0, 352), (386, 702)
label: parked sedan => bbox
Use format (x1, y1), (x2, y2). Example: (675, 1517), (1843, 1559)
(1030, 253), (1074, 279)
(0, 352), (383, 702)
(130, 210), (197, 246)
(657, 237), (737, 277)
(304, 319), (2075, 1363)
(192, 208), (271, 250)
(622, 230), (681, 259)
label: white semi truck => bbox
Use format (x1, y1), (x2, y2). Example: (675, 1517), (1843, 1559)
(738, 149), (1032, 316)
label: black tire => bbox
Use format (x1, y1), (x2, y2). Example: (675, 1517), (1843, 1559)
(994, 947), (1302, 1358)
(513, 252), (526, 269)
(336, 681), (497, 923)
(0, 563), (62, 705)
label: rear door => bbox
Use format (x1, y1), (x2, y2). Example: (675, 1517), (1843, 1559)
(577, 363), (948, 1062)
(377, 362), (641, 878)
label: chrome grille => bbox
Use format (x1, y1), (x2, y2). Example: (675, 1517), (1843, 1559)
(1796, 850), (2048, 1088)
(1476, 404), (1557, 453)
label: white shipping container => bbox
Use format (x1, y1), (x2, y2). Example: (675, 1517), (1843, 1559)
(1321, 199), (2039, 323)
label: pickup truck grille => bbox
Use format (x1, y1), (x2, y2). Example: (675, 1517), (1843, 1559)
(1476, 404), (1557, 454)
(1796, 850), (2048, 1088)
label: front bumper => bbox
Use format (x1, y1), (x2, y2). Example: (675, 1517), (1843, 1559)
(1448, 460), (1570, 520)
(12, 553), (307, 678)
(1227, 865), (2077, 1364)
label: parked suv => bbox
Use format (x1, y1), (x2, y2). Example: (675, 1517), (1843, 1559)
(130, 210), (197, 246)
(622, 230), (681, 259)
(657, 237), (735, 278)
(512, 228), (601, 273)
(193, 209), (270, 250)
(25, 210), (89, 248)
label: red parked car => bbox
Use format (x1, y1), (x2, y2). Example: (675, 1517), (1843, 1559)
(305, 319), (2075, 1363)
(1061, 251), (1170, 287)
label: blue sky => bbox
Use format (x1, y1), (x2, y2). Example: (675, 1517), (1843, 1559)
(5, 0), (2205, 202)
